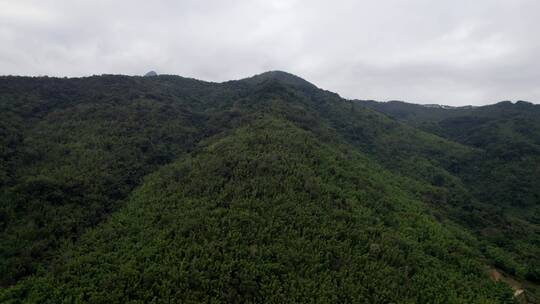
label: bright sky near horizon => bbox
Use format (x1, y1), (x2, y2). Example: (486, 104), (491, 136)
(1, 0), (539, 105)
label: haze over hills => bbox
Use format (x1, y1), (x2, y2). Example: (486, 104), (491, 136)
(0, 71), (539, 303)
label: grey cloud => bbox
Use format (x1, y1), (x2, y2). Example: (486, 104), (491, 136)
(0, 0), (539, 105)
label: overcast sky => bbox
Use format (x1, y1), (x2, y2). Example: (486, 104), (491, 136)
(1, 0), (539, 105)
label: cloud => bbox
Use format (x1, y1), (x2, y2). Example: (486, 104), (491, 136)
(0, 0), (539, 105)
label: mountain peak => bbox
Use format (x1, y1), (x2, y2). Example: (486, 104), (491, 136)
(144, 71), (158, 77)
(242, 70), (317, 89)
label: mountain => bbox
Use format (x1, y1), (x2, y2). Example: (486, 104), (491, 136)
(359, 99), (540, 211)
(0, 72), (538, 303)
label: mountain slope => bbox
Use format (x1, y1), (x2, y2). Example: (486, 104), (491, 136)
(2, 119), (514, 303)
(358, 99), (540, 289)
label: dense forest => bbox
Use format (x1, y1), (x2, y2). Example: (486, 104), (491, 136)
(0, 71), (538, 303)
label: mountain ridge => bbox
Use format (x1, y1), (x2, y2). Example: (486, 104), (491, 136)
(3, 72), (538, 108)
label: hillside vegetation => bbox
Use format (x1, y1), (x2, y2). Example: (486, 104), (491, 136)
(0, 72), (538, 303)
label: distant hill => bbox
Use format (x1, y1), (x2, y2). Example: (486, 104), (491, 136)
(144, 70), (158, 77)
(0, 72), (538, 302)
(358, 98), (540, 207)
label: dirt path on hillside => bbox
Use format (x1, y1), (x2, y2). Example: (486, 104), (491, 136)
(488, 268), (526, 301)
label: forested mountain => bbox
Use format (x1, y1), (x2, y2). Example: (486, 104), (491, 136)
(0, 71), (538, 303)
(359, 99), (540, 285)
